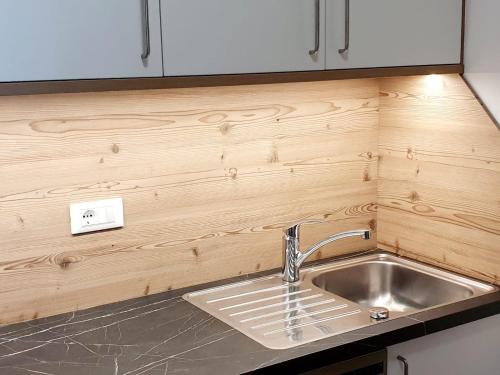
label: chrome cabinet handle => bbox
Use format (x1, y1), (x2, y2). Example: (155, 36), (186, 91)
(338, 0), (350, 54)
(397, 355), (409, 375)
(309, 0), (320, 56)
(141, 0), (151, 60)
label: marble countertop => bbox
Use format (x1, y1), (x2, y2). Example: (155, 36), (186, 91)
(0, 264), (498, 375)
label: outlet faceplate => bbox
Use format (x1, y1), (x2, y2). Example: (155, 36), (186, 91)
(70, 198), (124, 234)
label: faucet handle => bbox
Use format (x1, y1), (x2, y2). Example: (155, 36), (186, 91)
(284, 219), (324, 239)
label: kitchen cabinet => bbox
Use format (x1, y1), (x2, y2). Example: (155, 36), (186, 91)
(326, 0), (462, 69)
(387, 314), (500, 375)
(0, 0), (163, 82)
(0, 0), (465, 91)
(301, 350), (386, 374)
(161, 0), (326, 76)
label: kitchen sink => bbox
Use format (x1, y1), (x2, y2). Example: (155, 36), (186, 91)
(184, 252), (497, 349)
(312, 261), (474, 313)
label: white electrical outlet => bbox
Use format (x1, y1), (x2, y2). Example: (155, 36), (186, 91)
(70, 198), (124, 235)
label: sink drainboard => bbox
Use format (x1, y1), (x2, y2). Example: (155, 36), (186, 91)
(184, 275), (371, 349)
(184, 253), (496, 349)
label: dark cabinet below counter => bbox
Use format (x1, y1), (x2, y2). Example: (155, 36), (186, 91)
(301, 350), (387, 375)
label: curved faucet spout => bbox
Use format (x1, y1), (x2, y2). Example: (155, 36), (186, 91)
(282, 222), (370, 283)
(296, 229), (370, 269)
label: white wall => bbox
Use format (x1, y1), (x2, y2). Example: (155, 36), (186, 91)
(464, 0), (500, 124)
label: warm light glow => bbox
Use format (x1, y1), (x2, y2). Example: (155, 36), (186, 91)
(425, 74), (444, 92)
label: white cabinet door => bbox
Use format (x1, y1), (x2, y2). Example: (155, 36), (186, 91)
(387, 314), (500, 375)
(326, 0), (462, 69)
(162, 0), (325, 76)
(0, 0), (163, 82)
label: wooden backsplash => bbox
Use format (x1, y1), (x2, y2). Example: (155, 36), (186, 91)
(0, 74), (498, 326)
(0, 80), (379, 325)
(377, 75), (500, 284)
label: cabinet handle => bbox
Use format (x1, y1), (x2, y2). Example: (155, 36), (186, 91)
(141, 0), (151, 60)
(309, 0), (320, 56)
(397, 355), (409, 375)
(338, 0), (350, 54)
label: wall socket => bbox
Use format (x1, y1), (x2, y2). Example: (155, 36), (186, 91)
(70, 198), (124, 235)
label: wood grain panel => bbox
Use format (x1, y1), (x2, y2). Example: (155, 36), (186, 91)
(0, 80), (378, 325)
(377, 74), (500, 284)
(4, 73), (495, 326)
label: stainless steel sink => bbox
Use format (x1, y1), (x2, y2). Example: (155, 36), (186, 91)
(184, 252), (497, 349)
(312, 261), (475, 313)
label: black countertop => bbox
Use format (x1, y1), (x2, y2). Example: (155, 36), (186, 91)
(0, 256), (498, 375)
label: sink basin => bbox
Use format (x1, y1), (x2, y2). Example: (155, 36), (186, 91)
(312, 261), (474, 313)
(184, 252), (497, 349)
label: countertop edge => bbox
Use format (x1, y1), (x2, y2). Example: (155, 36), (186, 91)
(0, 250), (498, 375)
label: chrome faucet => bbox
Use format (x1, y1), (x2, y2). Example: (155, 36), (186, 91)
(282, 221), (371, 283)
